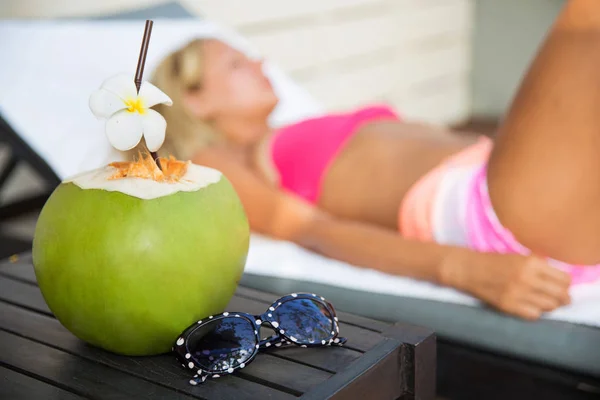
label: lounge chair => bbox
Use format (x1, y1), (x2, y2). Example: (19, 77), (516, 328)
(1, 8), (599, 400)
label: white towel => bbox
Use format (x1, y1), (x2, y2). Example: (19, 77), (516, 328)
(246, 235), (600, 328)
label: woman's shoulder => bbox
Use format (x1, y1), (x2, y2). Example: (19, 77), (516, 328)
(192, 144), (235, 166)
(191, 146), (246, 181)
(192, 141), (280, 187)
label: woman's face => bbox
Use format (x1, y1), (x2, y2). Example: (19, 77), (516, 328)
(193, 40), (278, 135)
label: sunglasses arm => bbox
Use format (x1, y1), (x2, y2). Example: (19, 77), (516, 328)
(189, 371), (210, 386)
(258, 332), (292, 349)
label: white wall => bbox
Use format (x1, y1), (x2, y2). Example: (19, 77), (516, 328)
(0, 0), (168, 18)
(186, 0), (474, 125)
(0, 0), (474, 125)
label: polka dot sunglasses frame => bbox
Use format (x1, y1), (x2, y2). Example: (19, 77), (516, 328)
(173, 293), (347, 385)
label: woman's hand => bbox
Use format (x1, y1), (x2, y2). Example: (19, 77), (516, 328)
(441, 250), (572, 320)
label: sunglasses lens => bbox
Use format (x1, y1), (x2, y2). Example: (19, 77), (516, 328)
(272, 298), (334, 343)
(187, 317), (256, 373)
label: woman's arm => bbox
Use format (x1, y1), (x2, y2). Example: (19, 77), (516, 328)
(193, 148), (571, 319)
(298, 215), (572, 320)
(299, 213), (460, 283)
(297, 215), (571, 320)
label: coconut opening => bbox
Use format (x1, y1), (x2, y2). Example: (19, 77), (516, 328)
(109, 152), (189, 183)
(65, 154), (222, 200)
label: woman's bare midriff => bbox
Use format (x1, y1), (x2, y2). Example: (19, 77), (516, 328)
(318, 121), (480, 230)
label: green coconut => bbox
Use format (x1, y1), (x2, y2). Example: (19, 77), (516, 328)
(32, 161), (249, 356)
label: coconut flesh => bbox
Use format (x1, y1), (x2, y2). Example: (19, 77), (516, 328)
(32, 156), (250, 356)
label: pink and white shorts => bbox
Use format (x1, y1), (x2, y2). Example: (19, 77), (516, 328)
(400, 137), (600, 285)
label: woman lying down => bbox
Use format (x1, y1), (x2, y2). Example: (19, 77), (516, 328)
(151, 0), (600, 320)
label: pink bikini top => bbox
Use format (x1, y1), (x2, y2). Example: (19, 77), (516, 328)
(270, 105), (400, 203)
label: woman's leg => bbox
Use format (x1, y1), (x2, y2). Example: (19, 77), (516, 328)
(487, 0), (600, 264)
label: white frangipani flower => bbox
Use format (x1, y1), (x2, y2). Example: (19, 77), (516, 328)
(89, 74), (173, 152)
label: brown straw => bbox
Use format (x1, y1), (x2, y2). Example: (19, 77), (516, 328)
(135, 20), (153, 92)
(134, 20), (160, 167)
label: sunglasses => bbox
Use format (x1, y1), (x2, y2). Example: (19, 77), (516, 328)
(173, 292), (347, 385)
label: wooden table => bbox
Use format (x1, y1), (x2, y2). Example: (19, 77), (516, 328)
(0, 253), (436, 399)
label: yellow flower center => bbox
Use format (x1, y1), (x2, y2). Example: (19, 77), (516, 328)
(124, 97), (145, 114)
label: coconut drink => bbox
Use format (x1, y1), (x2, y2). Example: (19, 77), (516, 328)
(32, 22), (249, 356)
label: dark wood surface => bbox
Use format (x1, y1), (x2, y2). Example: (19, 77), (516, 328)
(0, 253), (436, 399)
(0, 233), (30, 261)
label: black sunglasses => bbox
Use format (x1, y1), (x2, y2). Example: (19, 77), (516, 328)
(173, 292), (347, 385)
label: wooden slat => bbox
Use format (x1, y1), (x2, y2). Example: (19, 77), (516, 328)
(249, 12), (399, 73)
(184, 0), (386, 28)
(300, 339), (403, 400)
(0, 365), (85, 400)
(0, 299), (298, 399)
(190, 0), (471, 73)
(0, 255), (431, 398)
(0, 279), (332, 396)
(395, 38), (471, 93)
(248, 25), (326, 73)
(0, 259), (384, 370)
(0, 258), (39, 286)
(0, 259), (392, 336)
(0, 253), (438, 398)
(302, 63), (395, 111)
(236, 355), (330, 394)
(317, 0), (471, 69)
(187, 0), (470, 31)
(0, 266), (349, 393)
(0, 330), (197, 400)
(0, 274), (361, 380)
(0, 234), (31, 262)
(0, 251), (32, 267)
(321, 14), (399, 64)
(182, 0), (473, 126)
(0, 152), (18, 190)
(2, 0), (170, 19)
(392, 77), (470, 124)
(0, 271), (51, 315)
(275, 347), (361, 373)
(298, 31), (470, 112)
(394, 0), (472, 45)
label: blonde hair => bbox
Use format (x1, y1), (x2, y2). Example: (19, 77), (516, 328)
(150, 39), (219, 161)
